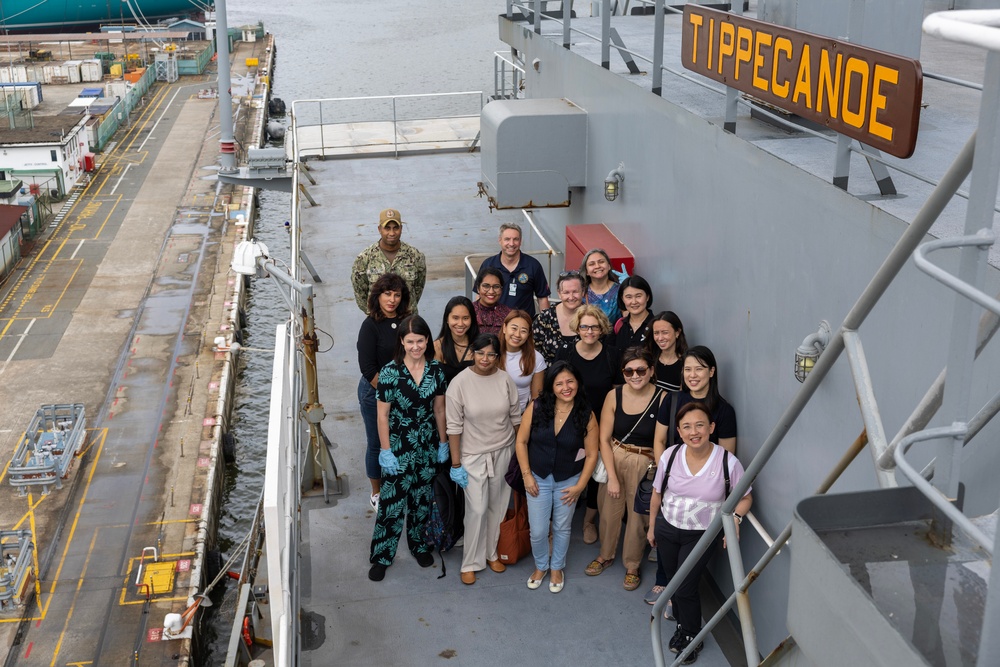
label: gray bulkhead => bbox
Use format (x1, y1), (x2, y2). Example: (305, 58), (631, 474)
(494, 11), (1000, 654)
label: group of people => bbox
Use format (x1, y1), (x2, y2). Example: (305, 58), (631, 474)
(353, 211), (752, 664)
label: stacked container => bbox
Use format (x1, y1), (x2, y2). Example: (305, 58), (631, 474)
(80, 60), (102, 82)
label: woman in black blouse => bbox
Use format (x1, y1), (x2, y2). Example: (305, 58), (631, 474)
(357, 273), (411, 511)
(647, 311), (688, 392)
(515, 361), (599, 593)
(614, 275), (655, 352)
(557, 304), (619, 545)
(433, 296), (479, 386)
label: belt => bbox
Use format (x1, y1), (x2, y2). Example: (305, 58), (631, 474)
(613, 439), (655, 460)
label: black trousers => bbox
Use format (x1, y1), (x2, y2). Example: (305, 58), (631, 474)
(653, 514), (719, 634)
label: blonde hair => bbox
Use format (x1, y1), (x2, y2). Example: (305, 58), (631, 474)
(570, 304), (611, 335)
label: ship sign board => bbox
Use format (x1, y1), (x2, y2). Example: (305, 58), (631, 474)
(681, 6), (922, 158)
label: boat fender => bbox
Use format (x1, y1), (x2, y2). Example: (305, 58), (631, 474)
(222, 433), (236, 464)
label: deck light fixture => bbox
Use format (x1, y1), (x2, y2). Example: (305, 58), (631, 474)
(794, 320), (831, 382)
(232, 239), (269, 278)
(604, 163), (624, 201)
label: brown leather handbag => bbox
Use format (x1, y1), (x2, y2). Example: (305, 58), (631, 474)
(496, 491), (532, 565)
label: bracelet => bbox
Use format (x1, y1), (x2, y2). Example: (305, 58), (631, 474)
(521, 470), (531, 477)
(733, 513), (743, 524)
(451, 463), (461, 468)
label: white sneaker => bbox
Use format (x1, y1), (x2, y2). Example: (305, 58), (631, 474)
(370, 493), (379, 511)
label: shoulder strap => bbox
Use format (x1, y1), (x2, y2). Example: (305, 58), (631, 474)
(657, 445), (680, 495)
(722, 449), (731, 499)
(620, 388), (661, 443)
(666, 391), (679, 448)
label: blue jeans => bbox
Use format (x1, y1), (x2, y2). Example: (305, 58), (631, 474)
(357, 377), (380, 481)
(525, 473), (581, 571)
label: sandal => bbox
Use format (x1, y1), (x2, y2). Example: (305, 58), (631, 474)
(623, 571), (641, 591)
(585, 558), (613, 576)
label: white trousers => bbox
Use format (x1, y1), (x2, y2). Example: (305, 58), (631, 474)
(461, 445), (514, 573)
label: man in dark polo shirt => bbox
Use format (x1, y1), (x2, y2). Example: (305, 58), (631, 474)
(479, 222), (550, 317)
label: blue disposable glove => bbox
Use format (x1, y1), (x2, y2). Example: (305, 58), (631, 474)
(437, 441), (450, 464)
(618, 262), (630, 283)
(449, 465), (469, 488)
(378, 449), (399, 476)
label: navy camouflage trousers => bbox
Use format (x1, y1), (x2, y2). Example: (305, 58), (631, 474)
(369, 444), (435, 566)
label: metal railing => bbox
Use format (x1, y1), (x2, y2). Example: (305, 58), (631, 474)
(290, 92), (485, 159)
(493, 50), (525, 100)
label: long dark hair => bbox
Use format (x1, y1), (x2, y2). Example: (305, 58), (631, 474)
(616, 275), (654, 314)
(531, 361), (591, 436)
(367, 273), (412, 322)
(497, 309), (537, 376)
(646, 310), (688, 360)
(436, 296), (479, 367)
(683, 345), (721, 415)
(392, 315), (435, 363)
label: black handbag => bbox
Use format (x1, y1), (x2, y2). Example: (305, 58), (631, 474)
(633, 391), (678, 515)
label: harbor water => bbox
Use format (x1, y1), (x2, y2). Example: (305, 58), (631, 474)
(200, 1), (505, 662)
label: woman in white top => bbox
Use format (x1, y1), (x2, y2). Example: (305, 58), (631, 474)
(446, 333), (521, 585)
(498, 309), (546, 412)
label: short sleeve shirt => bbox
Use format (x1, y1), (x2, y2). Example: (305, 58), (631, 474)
(652, 444), (750, 531)
(480, 253), (550, 316)
(376, 360), (446, 456)
(656, 392), (738, 442)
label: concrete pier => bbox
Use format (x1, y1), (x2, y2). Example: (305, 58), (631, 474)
(0, 33), (274, 666)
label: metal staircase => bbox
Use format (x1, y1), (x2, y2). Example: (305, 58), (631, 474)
(651, 9), (1000, 667)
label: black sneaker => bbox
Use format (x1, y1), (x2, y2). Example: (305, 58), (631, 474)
(415, 551), (434, 568)
(668, 626), (684, 653)
(678, 634), (703, 665)
(368, 563), (387, 581)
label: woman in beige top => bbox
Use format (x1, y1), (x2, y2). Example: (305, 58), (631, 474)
(446, 333), (521, 585)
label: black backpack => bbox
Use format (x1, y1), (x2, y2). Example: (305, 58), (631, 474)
(423, 466), (465, 578)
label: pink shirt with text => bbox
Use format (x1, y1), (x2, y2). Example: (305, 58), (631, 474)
(652, 444), (751, 531)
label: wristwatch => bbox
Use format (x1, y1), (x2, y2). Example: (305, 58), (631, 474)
(733, 513), (743, 524)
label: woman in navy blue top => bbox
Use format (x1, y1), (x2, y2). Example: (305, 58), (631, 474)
(514, 361), (599, 593)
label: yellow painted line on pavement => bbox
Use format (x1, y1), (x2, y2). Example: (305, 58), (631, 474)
(28, 491), (43, 614)
(38, 261), (83, 320)
(48, 527), (100, 667)
(75, 427), (107, 459)
(92, 193), (123, 240)
(39, 429), (106, 619)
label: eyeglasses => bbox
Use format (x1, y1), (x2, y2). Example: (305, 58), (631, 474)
(474, 350), (499, 359)
(578, 324), (601, 332)
(622, 366), (649, 378)
(479, 283), (502, 292)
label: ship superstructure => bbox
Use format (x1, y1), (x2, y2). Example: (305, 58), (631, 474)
(232, 1), (1000, 665)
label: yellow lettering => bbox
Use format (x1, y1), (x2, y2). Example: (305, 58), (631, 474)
(816, 49), (843, 118)
(708, 17), (714, 70)
(772, 36), (793, 98)
(752, 32), (772, 92)
(733, 26), (753, 80)
(868, 64), (897, 141)
(689, 13), (704, 64)
(841, 56), (870, 129)
(791, 44), (813, 108)
(718, 22), (736, 75)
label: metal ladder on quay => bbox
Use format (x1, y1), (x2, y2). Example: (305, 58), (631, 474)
(652, 10), (1000, 667)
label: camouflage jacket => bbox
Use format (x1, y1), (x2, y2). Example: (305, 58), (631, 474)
(351, 241), (427, 313)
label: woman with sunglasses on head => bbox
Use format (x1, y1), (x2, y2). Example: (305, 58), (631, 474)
(585, 347), (665, 593)
(434, 296), (480, 386)
(357, 273), (412, 512)
(368, 315), (449, 582)
(498, 310), (547, 413)
(532, 271), (585, 364)
(445, 334), (521, 585)
(614, 275), (655, 353)
(581, 249), (622, 323)
(647, 311), (688, 392)
(472, 266), (511, 335)
(515, 361), (599, 593)
(647, 402), (752, 663)
(556, 304), (620, 544)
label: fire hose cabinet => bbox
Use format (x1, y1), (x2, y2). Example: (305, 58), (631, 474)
(565, 224), (634, 277)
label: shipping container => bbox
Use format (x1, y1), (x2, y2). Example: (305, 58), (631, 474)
(80, 60), (102, 82)
(63, 61), (82, 84)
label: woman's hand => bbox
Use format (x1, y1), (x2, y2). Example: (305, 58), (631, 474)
(606, 477), (621, 499)
(647, 526), (656, 548)
(560, 483), (584, 506)
(523, 473), (539, 497)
